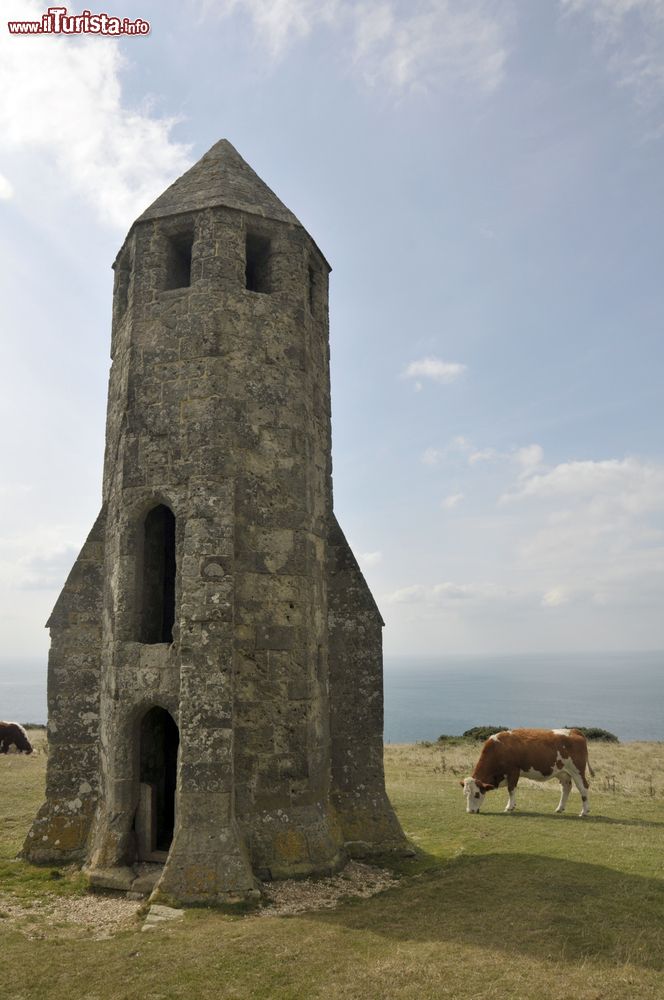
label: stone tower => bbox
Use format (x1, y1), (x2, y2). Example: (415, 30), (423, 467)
(24, 140), (406, 904)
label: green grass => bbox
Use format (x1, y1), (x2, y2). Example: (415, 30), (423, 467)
(0, 732), (87, 900)
(2, 733), (664, 998)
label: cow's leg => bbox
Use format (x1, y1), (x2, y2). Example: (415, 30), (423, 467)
(569, 768), (590, 816)
(555, 774), (572, 813)
(505, 771), (519, 812)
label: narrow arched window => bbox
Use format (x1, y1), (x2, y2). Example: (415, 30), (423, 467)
(140, 504), (176, 644)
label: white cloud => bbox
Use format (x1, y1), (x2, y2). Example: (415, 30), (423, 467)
(0, 483), (31, 497)
(358, 550), (382, 567)
(541, 586), (570, 608)
(0, 0), (191, 228)
(0, 527), (81, 590)
(468, 447), (497, 465)
(504, 457), (664, 511)
(384, 453), (664, 651)
(198, 0), (340, 59)
(468, 442), (543, 468)
(560, 0), (664, 115)
(402, 356), (467, 385)
(442, 492), (464, 509)
(17, 545), (79, 590)
(421, 447), (444, 466)
(349, 0), (509, 96)
(385, 580), (516, 605)
(514, 443), (543, 473)
(385, 584), (428, 604)
(200, 0), (510, 96)
(561, 0), (663, 36)
(433, 581), (514, 601)
(0, 173), (13, 200)
(503, 456), (664, 616)
(441, 437), (544, 469)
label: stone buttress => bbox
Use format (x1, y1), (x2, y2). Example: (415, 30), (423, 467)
(23, 141), (408, 903)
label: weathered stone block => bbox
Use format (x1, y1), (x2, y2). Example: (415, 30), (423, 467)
(254, 625), (295, 650)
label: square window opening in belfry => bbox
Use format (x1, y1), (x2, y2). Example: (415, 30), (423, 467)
(245, 232), (271, 293)
(164, 230), (194, 290)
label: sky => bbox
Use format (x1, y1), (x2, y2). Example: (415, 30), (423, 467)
(0, 0), (662, 665)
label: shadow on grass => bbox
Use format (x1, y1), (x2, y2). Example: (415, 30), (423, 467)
(478, 810), (664, 830)
(315, 853), (664, 970)
(366, 845), (445, 879)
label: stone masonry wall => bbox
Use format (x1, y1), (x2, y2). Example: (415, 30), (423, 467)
(231, 214), (343, 878)
(86, 202), (344, 900)
(328, 517), (407, 856)
(23, 511), (105, 863)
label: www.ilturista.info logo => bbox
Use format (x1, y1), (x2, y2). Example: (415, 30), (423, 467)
(8, 6), (150, 35)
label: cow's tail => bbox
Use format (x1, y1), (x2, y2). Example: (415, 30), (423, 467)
(587, 755), (595, 779)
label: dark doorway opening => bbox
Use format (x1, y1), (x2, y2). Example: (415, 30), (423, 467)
(141, 504), (176, 644)
(138, 707), (179, 855)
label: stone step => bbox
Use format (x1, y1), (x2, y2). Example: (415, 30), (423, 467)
(130, 863), (164, 896)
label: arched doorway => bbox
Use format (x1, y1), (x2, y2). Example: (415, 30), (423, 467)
(136, 707), (179, 860)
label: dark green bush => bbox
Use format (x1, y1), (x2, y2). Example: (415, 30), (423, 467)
(461, 726), (511, 741)
(438, 725), (619, 743)
(566, 726), (619, 743)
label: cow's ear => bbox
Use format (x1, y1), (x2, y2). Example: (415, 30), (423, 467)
(479, 782), (494, 792)
(459, 780), (465, 788)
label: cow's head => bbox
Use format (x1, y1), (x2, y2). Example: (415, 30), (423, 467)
(13, 727), (33, 754)
(460, 777), (494, 813)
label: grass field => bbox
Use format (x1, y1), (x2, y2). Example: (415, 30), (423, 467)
(2, 731), (664, 999)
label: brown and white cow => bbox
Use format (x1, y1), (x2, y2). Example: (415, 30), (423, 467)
(0, 721), (33, 755)
(461, 728), (594, 817)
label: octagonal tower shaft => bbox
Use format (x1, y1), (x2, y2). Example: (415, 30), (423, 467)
(24, 142), (407, 903)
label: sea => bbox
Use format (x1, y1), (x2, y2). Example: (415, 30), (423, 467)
(1, 650), (663, 743)
(384, 651), (664, 743)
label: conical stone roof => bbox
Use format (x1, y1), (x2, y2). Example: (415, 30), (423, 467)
(136, 139), (301, 227)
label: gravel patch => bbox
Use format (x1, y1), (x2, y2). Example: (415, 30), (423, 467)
(258, 861), (399, 917)
(0, 863), (397, 936)
(0, 891), (141, 940)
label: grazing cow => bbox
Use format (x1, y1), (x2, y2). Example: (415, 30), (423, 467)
(461, 728), (594, 817)
(0, 721), (33, 755)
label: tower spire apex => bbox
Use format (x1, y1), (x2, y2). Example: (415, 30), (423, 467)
(137, 138), (301, 227)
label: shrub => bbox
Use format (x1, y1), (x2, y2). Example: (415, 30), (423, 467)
(439, 725), (620, 743)
(566, 726), (619, 743)
(461, 726), (511, 741)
